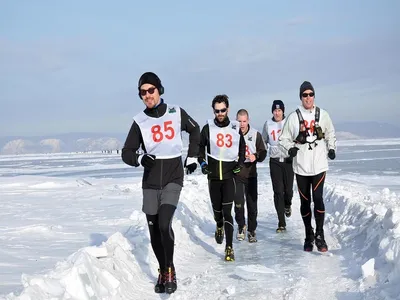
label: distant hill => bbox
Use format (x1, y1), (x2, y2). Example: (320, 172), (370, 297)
(252, 121), (400, 139)
(334, 122), (400, 139)
(335, 131), (363, 140)
(0, 133), (124, 155)
(0, 121), (398, 155)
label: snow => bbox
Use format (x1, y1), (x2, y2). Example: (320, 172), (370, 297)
(0, 139), (399, 300)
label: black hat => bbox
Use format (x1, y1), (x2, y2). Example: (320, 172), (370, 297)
(299, 81), (314, 99)
(271, 100), (285, 113)
(138, 72), (164, 95)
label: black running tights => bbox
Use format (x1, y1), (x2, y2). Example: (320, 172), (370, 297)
(208, 178), (235, 247)
(146, 204), (176, 270)
(296, 172), (326, 233)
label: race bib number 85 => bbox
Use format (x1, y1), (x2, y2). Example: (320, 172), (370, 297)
(151, 121), (175, 142)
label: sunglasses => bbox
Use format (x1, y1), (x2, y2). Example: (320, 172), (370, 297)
(214, 108), (227, 114)
(302, 92), (314, 98)
(140, 87), (157, 96)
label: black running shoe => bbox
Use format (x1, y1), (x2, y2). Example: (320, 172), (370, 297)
(304, 227), (315, 252)
(154, 269), (165, 293)
(248, 231), (257, 243)
(225, 246), (235, 261)
(315, 231), (328, 252)
(285, 206), (292, 218)
(215, 225), (224, 244)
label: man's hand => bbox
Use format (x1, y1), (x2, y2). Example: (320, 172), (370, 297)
(288, 147), (299, 158)
(139, 154), (156, 169)
(328, 149), (336, 160)
(246, 153), (257, 163)
(200, 162), (211, 175)
(185, 157), (197, 175)
(233, 163), (243, 174)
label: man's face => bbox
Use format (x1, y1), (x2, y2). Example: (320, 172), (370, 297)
(236, 114), (249, 133)
(273, 108), (283, 121)
(139, 83), (161, 109)
(213, 102), (229, 123)
(301, 89), (315, 110)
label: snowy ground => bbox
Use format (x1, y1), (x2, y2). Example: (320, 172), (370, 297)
(0, 139), (399, 300)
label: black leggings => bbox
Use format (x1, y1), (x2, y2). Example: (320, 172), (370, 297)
(146, 204), (176, 270)
(270, 158), (294, 227)
(234, 176), (259, 232)
(296, 172), (326, 233)
(208, 178), (235, 248)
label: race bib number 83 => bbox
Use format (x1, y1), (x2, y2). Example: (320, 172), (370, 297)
(216, 133), (233, 147)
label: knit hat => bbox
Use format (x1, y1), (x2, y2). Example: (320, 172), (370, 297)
(138, 72), (164, 95)
(271, 100), (285, 113)
(299, 81), (314, 99)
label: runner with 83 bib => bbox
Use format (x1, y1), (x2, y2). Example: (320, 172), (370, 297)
(198, 94), (246, 262)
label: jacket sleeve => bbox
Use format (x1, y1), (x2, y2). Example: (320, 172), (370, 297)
(198, 124), (209, 165)
(261, 120), (269, 151)
(278, 112), (297, 155)
(238, 130), (246, 165)
(121, 121), (143, 167)
(323, 111), (337, 151)
(255, 131), (267, 162)
(180, 108), (200, 158)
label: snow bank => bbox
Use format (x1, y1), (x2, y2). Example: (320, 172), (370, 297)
(324, 185), (400, 300)
(3, 221), (158, 300)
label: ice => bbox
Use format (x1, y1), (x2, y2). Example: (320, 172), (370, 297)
(0, 139), (399, 299)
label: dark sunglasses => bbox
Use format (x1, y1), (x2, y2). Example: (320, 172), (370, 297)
(302, 92), (314, 98)
(140, 87), (157, 96)
(214, 108), (227, 114)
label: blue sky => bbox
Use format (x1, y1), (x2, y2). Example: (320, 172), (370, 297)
(1, 0), (399, 137)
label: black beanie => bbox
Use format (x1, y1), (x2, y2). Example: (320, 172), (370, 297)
(271, 100), (285, 113)
(299, 81), (315, 99)
(138, 72), (164, 95)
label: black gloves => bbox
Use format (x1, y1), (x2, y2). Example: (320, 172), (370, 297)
(140, 154), (156, 169)
(233, 163), (243, 174)
(184, 157), (198, 175)
(328, 149), (336, 160)
(200, 162), (211, 175)
(288, 147), (299, 158)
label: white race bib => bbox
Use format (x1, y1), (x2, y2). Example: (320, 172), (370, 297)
(267, 118), (286, 158)
(208, 119), (241, 162)
(244, 126), (258, 163)
(134, 104), (183, 159)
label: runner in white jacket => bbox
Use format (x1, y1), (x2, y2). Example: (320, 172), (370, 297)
(278, 81), (336, 253)
(262, 100), (294, 234)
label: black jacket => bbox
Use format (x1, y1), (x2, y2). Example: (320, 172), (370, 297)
(198, 117), (246, 181)
(121, 100), (200, 189)
(236, 126), (267, 180)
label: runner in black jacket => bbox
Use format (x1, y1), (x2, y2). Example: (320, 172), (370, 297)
(121, 72), (200, 294)
(234, 109), (267, 243)
(198, 94), (246, 261)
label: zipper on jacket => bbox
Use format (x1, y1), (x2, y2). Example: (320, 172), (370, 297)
(156, 106), (163, 189)
(160, 159), (163, 189)
(219, 159), (222, 180)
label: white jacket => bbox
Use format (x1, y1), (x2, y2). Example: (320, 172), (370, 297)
(278, 105), (336, 176)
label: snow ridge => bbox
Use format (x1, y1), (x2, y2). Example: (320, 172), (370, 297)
(325, 185), (400, 300)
